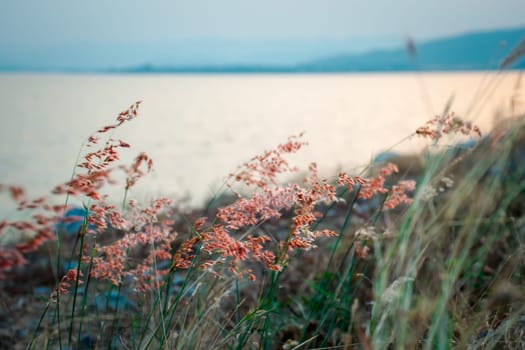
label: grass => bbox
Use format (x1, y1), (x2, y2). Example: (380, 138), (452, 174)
(1, 81), (525, 350)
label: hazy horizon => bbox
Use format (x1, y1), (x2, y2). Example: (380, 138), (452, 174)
(1, 1), (525, 70)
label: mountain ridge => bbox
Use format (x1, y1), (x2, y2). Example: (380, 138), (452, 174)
(2, 26), (524, 73)
(299, 26), (525, 72)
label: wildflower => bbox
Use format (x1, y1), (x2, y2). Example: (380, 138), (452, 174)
(116, 101), (142, 125)
(121, 152), (154, 190)
(379, 162), (399, 177)
(358, 163), (400, 200)
(87, 197), (177, 291)
(15, 228), (54, 253)
(229, 134), (306, 189)
(50, 269), (83, 303)
(0, 102), (151, 281)
(213, 139), (341, 273)
(416, 112), (482, 141)
(359, 176), (388, 200)
(193, 217), (207, 231)
(87, 204), (108, 233)
(337, 172), (355, 188)
(383, 180), (416, 210)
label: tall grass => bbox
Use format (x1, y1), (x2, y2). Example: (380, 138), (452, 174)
(1, 77), (525, 349)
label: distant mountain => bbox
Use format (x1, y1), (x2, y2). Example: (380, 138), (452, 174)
(2, 27), (523, 73)
(0, 38), (400, 72)
(299, 26), (525, 72)
(120, 26), (525, 73)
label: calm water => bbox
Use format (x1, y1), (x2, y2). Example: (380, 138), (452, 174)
(0, 72), (523, 209)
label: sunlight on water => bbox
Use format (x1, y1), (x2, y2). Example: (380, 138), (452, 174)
(0, 72), (524, 210)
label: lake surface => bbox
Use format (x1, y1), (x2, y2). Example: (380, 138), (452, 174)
(0, 72), (523, 210)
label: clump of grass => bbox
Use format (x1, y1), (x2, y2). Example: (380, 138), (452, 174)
(1, 97), (524, 350)
(368, 116), (525, 349)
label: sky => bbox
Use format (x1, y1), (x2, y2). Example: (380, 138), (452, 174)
(1, 0), (525, 69)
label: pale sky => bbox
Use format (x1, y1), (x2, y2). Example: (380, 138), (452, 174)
(1, 0), (525, 68)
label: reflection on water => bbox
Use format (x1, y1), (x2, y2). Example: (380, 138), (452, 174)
(0, 72), (523, 209)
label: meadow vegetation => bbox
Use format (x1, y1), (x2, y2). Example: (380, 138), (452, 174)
(1, 75), (525, 349)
